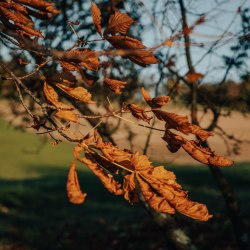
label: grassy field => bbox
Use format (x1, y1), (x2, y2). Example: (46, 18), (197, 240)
(0, 120), (249, 250)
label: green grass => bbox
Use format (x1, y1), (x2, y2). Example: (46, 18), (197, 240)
(0, 119), (249, 250)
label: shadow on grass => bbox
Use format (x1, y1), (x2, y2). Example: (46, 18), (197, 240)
(0, 163), (249, 250)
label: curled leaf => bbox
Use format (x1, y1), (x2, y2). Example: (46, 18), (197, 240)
(107, 36), (158, 66)
(81, 156), (123, 195)
(136, 164), (212, 220)
(67, 160), (87, 204)
(141, 87), (170, 108)
(189, 124), (213, 141)
(123, 173), (140, 204)
(136, 173), (175, 213)
(91, 2), (102, 36)
(58, 49), (99, 72)
(43, 82), (74, 110)
(103, 78), (127, 94)
(56, 83), (95, 104)
(104, 10), (135, 36)
(154, 110), (191, 135)
(55, 110), (78, 123)
(124, 104), (152, 124)
(162, 130), (234, 166)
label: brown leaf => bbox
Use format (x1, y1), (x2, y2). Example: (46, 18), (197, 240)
(141, 87), (170, 108)
(124, 104), (152, 124)
(186, 72), (204, 82)
(141, 88), (213, 139)
(104, 10), (135, 36)
(138, 166), (212, 220)
(103, 78), (127, 94)
(43, 82), (74, 110)
(136, 173), (175, 213)
(123, 173), (140, 204)
(151, 96), (171, 108)
(56, 83), (95, 104)
(107, 36), (158, 66)
(131, 152), (152, 171)
(67, 160), (87, 204)
(15, 23), (44, 38)
(58, 49), (100, 72)
(189, 124), (213, 141)
(81, 156), (123, 195)
(91, 2), (102, 36)
(162, 130), (184, 153)
(141, 87), (152, 104)
(55, 110), (78, 123)
(162, 130), (234, 166)
(154, 110), (191, 135)
(95, 135), (133, 169)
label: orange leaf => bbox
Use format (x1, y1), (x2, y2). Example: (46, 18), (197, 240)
(58, 49), (100, 72)
(91, 2), (102, 36)
(107, 36), (158, 66)
(43, 82), (74, 110)
(162, 130), (233, 166)
(124, 104), (152, 124)
(103, 78), (127, 94)
(67, 160), (87, 204)
(138, 165), (212, 220)
(123, 173), (140, 204)
(136, 173), (175, 213)
(56, 83), (95, 104)
(189, 124), (213, 141)
(55, 110), (78, 123)
(141, 87), (170, 108)
(81, 156), (123, 195)
(186, 72), (204, 82)
(104, 10), (135, 36)
(154, 110), (191, 135)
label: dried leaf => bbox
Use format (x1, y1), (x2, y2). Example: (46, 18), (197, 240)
(107, 36), (158, 66)
(43, 82), (74, 110)
(151, 96), (171, 108)
(58, 49), (100, 72)
(56, 83), (95, 104)
(162, 130), (234, 166)
(136, 174), (175, 213)
(55, 110), (78, 123)
(67, 160), (87, 204)
(123, 173), (140, 204)
(91, 2), (102, 36)
(95, 135), (133, 169)
(103, 78), (127, 94)
(141, 87), (170, 108)
(104, 10), (135, 36)
(186, 72), (204, 82)
(137, 165), (212, 220)
(124, 104), (152, 124)
(189, 124), (213, 141)
(131, 152), (152, 171)
(81, 156), (123, 195)
(154, 110), (191, 135)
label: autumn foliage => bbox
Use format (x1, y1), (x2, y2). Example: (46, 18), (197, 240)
(0, 0), (234, 222)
